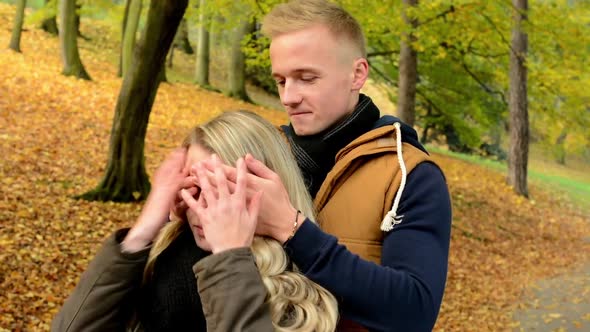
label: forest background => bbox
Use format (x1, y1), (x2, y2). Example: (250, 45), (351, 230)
(0, 0), (589, 331)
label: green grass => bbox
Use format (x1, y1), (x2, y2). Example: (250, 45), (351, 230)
(428, 145), (590, 215)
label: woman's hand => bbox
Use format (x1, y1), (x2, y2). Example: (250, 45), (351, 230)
(197, 154), (305, 243)
(122, 148), (194, 253)
(182, 156), (262, 254)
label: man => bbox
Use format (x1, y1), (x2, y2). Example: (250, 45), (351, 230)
(204, 1), (451, 331)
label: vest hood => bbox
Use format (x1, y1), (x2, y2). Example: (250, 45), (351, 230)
(373, 115), (428, 154)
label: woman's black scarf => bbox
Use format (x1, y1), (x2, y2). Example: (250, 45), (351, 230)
(136, 224), (209, 331)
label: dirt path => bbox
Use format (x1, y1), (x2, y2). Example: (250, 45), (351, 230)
(513, 262), (590, 331)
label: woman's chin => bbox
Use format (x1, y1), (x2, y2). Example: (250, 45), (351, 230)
(194, 235), (212, 252)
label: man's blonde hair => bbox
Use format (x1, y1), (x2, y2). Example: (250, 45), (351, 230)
(262, 0), (366, 58)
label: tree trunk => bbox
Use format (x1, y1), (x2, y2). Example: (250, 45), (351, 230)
(117, 0), (131, 77)
(174, 18), (193, 54)
(507, 0), (529, 197)
(79, 0), (188, 202)
(121, 0), (142, 78)
(9, 0), (27, 53)
(421, 104), (432, 143)
(40, 0), (58, 35)
(59, 0), (91, 80)
(41, 17), (58, 35)
(195, 0), (210, 86)
(75, 2), (81, 36)
(444, 123), (471, 153)
(167, 46), (174, 68)
(228, 17), (254, 102)
(554, 131), (567, 165)
(159, 62), (168, 83)
(397, 0), (419, 127)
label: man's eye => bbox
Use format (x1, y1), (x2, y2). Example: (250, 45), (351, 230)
(275, 80), (285, 86)
(301, 77), (317, 83)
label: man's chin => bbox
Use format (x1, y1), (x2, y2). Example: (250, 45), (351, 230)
(292, 126), (318, 136)
(291, 121), (323, 136)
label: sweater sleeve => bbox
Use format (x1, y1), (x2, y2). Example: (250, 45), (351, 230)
(284, 162), (452, 332)
(194, 247), (274, 332)
(51, 228), (150, 332)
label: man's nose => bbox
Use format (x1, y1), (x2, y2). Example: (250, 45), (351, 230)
(281, 80), (303, 107)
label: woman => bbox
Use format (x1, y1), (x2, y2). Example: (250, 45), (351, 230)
(52, 111), (338, 332)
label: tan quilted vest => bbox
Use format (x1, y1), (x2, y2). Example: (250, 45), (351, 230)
(282, 124), (433, 331)
(313, 125), (432, 265)
(314, 125), (432, 332)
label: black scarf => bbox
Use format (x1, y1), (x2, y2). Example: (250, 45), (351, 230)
(283, 94), (380, 198)
(136, 224), (210, 331)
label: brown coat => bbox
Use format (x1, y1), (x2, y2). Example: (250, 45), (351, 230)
(194, 248), (274, 332)
(51, 229), (273, 332)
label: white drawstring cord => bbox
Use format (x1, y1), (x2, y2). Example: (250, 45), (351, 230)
(380, 122), (407, 232)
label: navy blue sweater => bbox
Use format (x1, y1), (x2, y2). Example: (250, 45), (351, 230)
(284, 119), (452, 332)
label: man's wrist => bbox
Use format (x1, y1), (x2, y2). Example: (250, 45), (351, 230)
(277, 208), (306, 244)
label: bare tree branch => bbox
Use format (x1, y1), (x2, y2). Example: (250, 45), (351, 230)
(419, 5), (455, 26)
(461, 59), (508, 105)
(479, 12), (518, 57)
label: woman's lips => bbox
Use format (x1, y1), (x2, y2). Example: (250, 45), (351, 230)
(193, 225), (205, 236)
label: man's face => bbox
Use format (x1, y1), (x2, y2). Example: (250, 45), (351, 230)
(270, 24), (367, 136)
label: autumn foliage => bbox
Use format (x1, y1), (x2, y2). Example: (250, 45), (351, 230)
(0, 4), (588, 331)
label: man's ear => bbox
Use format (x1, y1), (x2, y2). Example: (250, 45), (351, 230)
(351, 58), (369, 91)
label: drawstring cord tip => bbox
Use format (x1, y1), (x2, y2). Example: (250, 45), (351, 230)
(380, 211), (404, 232)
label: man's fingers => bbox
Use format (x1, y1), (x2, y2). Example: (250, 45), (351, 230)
(248, 191), (263, 220)
(181, 176), (198, 190)
(245, 154), (277, 180)
(202, 158), (238, 182)
(201, 157), (263, 192)
(175, 201), (187, 211)
(196, 192), (207, 209)
(176, 186), (198, 202)
(181, 189), (199, 212)
(234, 158), (246, 200)
(196, 163), (217, 204)
(213, 155), (230, 198)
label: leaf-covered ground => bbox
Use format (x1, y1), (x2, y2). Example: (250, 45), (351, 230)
(1, 4), (589, 331)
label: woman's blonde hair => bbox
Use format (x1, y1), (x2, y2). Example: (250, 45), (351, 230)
(144, 110), (338, 331)
(261, 0), (366, 58)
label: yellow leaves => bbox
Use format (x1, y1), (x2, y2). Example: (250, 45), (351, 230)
(1, 2), (589, 332)
(132, 191), (141, 200)
(0, 2), (291, 329)
(434, 153), (590, 331)
(543, 313), (562, 323)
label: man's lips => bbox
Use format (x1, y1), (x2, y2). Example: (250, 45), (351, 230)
(288, 111), (312, 116)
